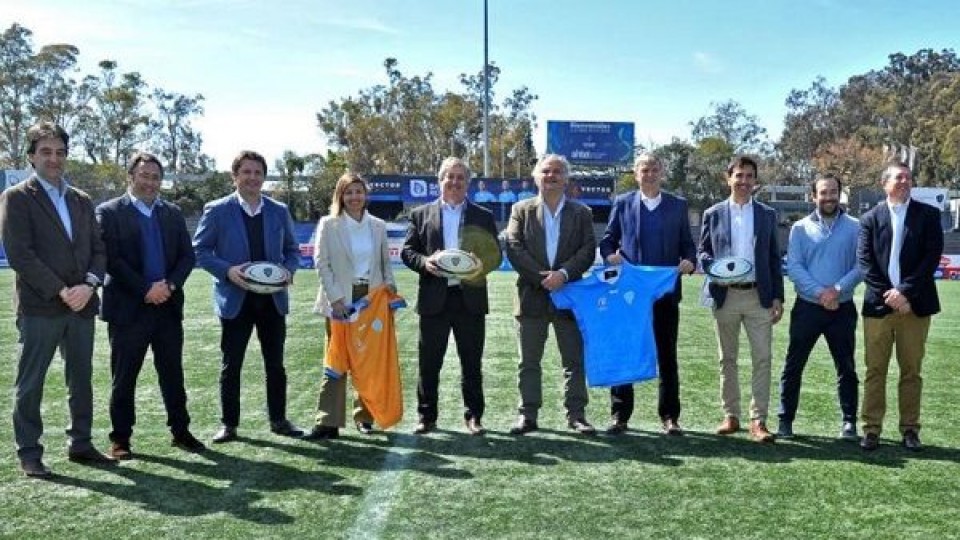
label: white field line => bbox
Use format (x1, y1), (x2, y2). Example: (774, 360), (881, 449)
(345, 433), (418, 540)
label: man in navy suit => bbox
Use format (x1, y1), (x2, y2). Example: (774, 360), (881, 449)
(401, 157), (501, 436)
(97, 152), (204, 459)
(698, 155), (784, 443)
(599, 153), (696, 436)
(194, 150), (303, 443)
(857, 161), (942, 452)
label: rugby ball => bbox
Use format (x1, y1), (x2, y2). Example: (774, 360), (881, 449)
(706, 256), (753, 285)
(433, 249), (482, 278)
(241, 261), (291, 294)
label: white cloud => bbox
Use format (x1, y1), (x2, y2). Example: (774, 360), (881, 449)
(693, 51), (723, 74)
(317, 17), (401, 35)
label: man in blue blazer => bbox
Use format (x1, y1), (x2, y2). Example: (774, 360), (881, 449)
(194, 150), (303, 443)
(97, 152), (204, 459)
(599, 153), (696, 436)
(698, 155), (784, 443)
(857, 161), (942, 452)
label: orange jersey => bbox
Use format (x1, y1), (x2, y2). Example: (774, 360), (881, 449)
(324, 285), (406, 429)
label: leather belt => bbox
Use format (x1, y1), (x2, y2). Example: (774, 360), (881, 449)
(727, 282), (757, 290)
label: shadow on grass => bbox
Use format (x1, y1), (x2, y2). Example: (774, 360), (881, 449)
(242, 434), (476, 479)
(279, 426), (960, 471)
(45, 445), (359, 522)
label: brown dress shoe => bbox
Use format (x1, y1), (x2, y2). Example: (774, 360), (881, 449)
(749, 420), (775, 443)
(68, 447), (117, 465)
(662, 418), (684, 436)
(465, 418), (486, 436)
(509, 417), (538, 435)
(716, 416), (741, 435)
(109, 441), (133, 460)
(413, 421), (436, 435)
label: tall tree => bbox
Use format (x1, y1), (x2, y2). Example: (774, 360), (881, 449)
(779, 48), (960, 186)
(74, 60), (151, 165)
(150, 88), (209, 173)
(690, 100), (772, 156)
(0, 24), (35, 168)
(317, 58), (537, 177)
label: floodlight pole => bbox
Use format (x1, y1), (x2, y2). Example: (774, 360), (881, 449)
(482, 0), (491, 177)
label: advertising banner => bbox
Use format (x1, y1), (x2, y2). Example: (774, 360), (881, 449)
(546, 121), (635, 165)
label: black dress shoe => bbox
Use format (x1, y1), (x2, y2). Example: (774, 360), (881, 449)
(465, 417), (486, 436)
(68, 447), (117, 465)
(902, 430), (922, 451)
(171, 431), (206, 452)
(605, 421), (628, 435)
(860, 432), (880, 451)
(355, 422), (374, 435)
(303, 426), (340, 440)
(20, 459), (52, 478)
(212, 426), (238, 444)
(509, 417), (538, 435)
(568, 418), (597, 435)
(413, 421), (436, 435)
(662, 418), (684, 436)
(270, 420), (305, 438)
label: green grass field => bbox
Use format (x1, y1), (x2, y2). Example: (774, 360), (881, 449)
(1, 269), (959, 539)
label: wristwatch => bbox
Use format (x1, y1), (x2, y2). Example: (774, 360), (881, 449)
(166, 280), (177, 292)
(84, 276), (101, 290)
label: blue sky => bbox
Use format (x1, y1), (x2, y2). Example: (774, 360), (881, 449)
(5, 0), (960, 172)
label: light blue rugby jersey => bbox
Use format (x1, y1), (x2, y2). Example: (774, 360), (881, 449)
(551, 263), (678, 387)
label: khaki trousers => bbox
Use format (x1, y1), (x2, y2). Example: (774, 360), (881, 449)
(314, 285), (374, 428)
(712, 289), (773, 421)
(861, 313), (930, 436)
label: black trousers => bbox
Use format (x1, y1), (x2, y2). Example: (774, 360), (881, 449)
(219, 293), (288, 427)
(417, 287), (485, 423)
(108, 306), (190, 441)
(778, 298), (858, 424)
(610, 297), (680, 423)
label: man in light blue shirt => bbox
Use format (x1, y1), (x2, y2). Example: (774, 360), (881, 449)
(473, 180), (495, 203)
(777, 174), (862, 440)
(516, 180), (536, 201)
(497, 180), (517, 204)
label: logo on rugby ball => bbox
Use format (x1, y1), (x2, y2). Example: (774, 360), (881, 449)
(241, 261), (290, 294)
(706, 256), (753, 285)
(434, 249), (482, 278)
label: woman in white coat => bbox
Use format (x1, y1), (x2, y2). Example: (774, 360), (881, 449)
(304, 172), (396, 439)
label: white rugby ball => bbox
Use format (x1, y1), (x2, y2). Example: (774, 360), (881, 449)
(241, 261), (291, 294)
(433, 249), (482, 278)
(706, 256), (753, 285)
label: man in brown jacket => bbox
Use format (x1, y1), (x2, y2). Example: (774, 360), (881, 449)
(0, 121), (114, 477)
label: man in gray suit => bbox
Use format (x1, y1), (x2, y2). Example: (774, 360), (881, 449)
(505, 154), (598, 435)
(0, 121), (115, 477)
(698, 155), (785, 443)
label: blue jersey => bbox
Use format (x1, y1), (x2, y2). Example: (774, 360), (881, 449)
(551, 263), (678, 387)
